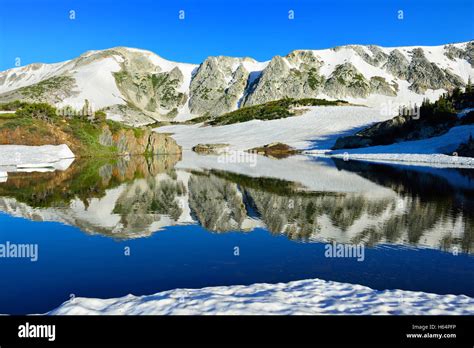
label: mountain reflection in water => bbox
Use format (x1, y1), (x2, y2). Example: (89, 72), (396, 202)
(0, 154), (472, 254)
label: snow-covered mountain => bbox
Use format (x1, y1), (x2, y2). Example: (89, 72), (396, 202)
(0, 42), (472, 125)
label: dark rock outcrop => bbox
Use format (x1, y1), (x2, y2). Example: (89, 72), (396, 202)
(455, 135), (474, 157)
(333, 115), (411, 149)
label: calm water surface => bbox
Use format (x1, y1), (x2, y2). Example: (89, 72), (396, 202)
(0, 155), (473, 314)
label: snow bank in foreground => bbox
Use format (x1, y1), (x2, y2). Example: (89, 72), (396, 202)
(0, 144), (75, 170)
(47, 278), (474, 315)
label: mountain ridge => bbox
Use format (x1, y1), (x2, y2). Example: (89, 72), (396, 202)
(0, 41), (472, 126)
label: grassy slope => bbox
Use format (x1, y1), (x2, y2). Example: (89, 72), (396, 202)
(0, 112), (139, 157)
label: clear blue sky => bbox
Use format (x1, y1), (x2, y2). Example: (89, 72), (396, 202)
(0, 0), (473, 70)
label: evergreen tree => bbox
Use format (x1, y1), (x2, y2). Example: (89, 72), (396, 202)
(94, 110), (107, 123)
(452, 87), (461, 100)
(82, 99), (91, 117)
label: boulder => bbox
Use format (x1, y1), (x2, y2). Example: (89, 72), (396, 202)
(192, 143), (229, 155)
(249, 142), (299, 158)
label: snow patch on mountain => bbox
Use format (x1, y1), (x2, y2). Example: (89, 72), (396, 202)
(58, 57), (125, 110)
(0, 61), (70, 94)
